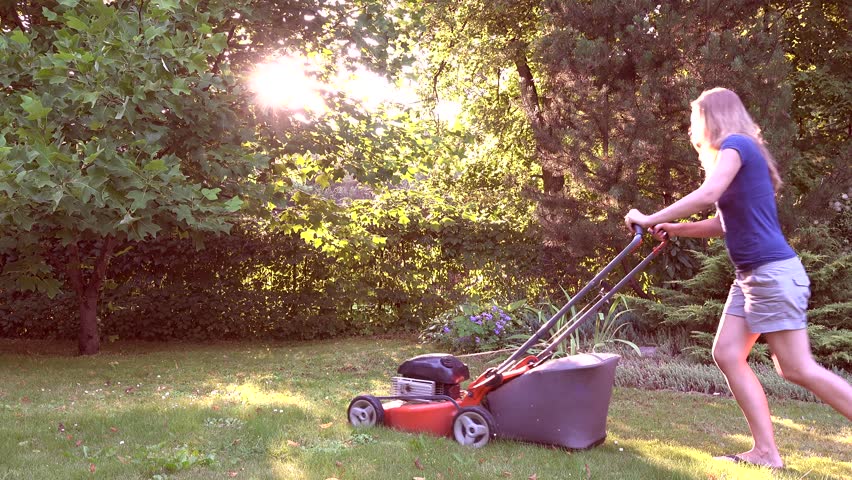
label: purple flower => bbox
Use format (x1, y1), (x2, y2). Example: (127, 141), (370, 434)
(443, 326), (451, 334)
(475, 336), (481, 344)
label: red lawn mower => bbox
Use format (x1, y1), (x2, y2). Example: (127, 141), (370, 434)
(347, 226), (667, 449)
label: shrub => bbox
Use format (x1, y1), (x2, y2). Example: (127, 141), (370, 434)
(627, 223), (852, 370)
(420, 300), (529, 353)
(1, 195), (544, 342)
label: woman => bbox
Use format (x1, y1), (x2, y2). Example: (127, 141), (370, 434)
(624, 87), (852, 469)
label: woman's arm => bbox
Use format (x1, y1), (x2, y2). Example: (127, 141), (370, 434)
(625, 148), (742, 228)
(653, 216), (723, 240)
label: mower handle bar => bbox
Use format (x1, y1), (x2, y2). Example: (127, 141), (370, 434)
(495, 224), (659, 373)
(538, 233), (667, 357)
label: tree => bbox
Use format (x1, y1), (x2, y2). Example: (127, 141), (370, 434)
(0, 0), (440, 353)
(778, 0), (850, 221)
(417, 0), (794, 284)
(0, 0), (265, 354)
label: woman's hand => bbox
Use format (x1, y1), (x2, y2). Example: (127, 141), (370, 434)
(651, 223), (676, 241)
(624, 209), (651, 231)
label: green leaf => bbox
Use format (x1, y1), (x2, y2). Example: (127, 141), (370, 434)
(65, 16), (88, 31)
(127, 190), (152, 211)
(135, 219), (161, 239)
(57, 0), (80, 7)
(41, 278), (63, 298)
(223, 196), (243, 212)
(153, 0), (179, 13)
(315, 173), (330, 188)
(51, 189), (63, 211)
(10, 29), (29, 45)
(0, 182), (15, 197)
(49, 74), (67, 85)
(188, 53), (208, 73)
(209, 33), (229, 53)
(170, 78), (190, 95)
(201, 188), (220, 200)
(21, 96), (52, 121)
(42, 7), (58, 22)
(144, 25), (166, 41)
(144, 160), (168, 172)
(176, 204), (195, 224)
(81, 91), (99, 107)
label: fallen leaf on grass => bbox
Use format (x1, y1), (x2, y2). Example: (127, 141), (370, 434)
(117, 456), (128, 464)
(228, 471), (239, 477)
(75, 440), (83, 447)
(529, 475), (538, 480)
(109, 427), (118, 433)
(66, 434), (73, 440)
(286, 440), (300, 447)
(502, 472), (511, 477)
(89, 463), (96, 474)
(212, 405), (221, 411)
(413, 477), (426, 480)
(320, 422), (333, 429)
(414, 458), (423, 470)
(584, 463), (591, 480)
(335, 461), (344, 468)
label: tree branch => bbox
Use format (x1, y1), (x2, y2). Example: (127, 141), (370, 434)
(89, 236), (116, 293)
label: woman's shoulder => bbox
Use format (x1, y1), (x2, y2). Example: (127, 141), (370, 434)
(720, 134), (766, 172)
(720, 133), (758, 149)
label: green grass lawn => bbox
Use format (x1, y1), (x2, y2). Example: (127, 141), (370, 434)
(0, 338), (849, 480)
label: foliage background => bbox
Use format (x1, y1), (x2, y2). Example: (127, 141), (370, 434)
(1, 1), (849, 368)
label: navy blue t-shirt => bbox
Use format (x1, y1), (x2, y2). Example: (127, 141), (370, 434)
(716, 134), (796, 271)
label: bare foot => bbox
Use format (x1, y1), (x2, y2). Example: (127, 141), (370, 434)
(714, 450), (784, 469)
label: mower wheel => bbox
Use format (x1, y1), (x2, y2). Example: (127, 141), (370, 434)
(452, 406), (496, 448)
(347, 395), (384, 427)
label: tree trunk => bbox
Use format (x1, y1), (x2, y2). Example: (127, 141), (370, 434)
(78, 288), (100, 355)
(67, 237), (116, 356)
(542, 168), (565, 195)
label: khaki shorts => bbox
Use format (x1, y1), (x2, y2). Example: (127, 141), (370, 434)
(722, 256), (810, 334)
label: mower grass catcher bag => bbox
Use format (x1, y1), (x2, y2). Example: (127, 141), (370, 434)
(486, 353), (620, 449)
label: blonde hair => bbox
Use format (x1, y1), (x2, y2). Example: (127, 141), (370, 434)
(691, 87), (782, 191)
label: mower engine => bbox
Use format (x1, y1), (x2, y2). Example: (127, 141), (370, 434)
(392, 353), (470, 400)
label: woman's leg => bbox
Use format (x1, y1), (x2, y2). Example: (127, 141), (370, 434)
(765, 329), (852, 420)
(712, 314), (784, 467)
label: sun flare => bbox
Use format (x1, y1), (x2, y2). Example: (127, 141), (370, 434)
(249, 54), (417, 115)
(249, 56), (326, 113)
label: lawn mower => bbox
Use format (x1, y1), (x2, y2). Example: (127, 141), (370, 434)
(347, 225), (668, 449)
